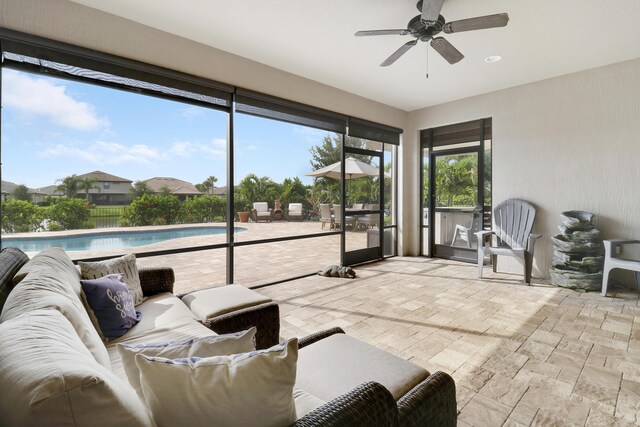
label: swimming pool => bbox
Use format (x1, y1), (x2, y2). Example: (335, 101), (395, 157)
(2, 226), (244, 252)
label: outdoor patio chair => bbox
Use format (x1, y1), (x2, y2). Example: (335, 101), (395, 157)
(476, 198), (541, 284)
(251, 202), (273, 222)
(320, 203), (334, 229)
(601, 239), (640, 297)
(451, 207), (483, 248)
(286, 203), (304, 221)
(334, 204), (356, 230)
(358, 203), (380, 229)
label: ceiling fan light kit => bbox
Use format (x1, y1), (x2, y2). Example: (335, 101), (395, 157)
(355, 0), (509, 70)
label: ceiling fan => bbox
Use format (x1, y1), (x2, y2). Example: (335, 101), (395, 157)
(355, 0), (509, 67)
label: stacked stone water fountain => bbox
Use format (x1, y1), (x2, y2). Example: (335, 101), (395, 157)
(549, 210), (604, 291)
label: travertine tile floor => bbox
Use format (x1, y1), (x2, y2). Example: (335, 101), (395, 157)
(254, 257), (640, 427)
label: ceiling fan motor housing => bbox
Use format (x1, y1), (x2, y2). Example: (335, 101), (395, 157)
(408, 15), (445, 41)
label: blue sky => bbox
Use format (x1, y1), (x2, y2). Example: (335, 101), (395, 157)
(1, 68), (328, 189)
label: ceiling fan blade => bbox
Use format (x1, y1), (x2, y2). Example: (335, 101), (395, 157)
(380, 39), (418, 67)
(443, 13), (509, 33)
(355, 29), (410, 36)
(430, 37), (464, 64)
(421, 0), (446, 24)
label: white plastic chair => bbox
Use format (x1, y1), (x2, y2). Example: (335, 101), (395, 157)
(451, 207), (483, 248)
(476, 198), (541, 284)
(601, 239), (640, 296)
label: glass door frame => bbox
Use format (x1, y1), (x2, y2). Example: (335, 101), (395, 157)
(342, 145), (384, 266)
(420, 124), (488, 262)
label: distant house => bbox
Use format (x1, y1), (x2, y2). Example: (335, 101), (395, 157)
(203, 185), (236, 198)
(143, 177), (203, 201)
(1, 180), (46, 204)
(35, 185), (62, 201)
(77, 171), (133, 205)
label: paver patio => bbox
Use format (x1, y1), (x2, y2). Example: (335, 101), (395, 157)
(251, 257), (639, 426)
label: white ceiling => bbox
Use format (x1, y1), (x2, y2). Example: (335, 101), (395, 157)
(69, 0), (640, 112)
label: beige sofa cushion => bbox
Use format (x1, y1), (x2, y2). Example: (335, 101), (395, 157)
(111, 292), (200, 340)
(293, 386), (326, 419)
(1, 248), (110, 368)
(137, 338), (298, 427)
(0, 309), (154, 427)
(181, 285), (272, 321)
(296, 333), (429, 401)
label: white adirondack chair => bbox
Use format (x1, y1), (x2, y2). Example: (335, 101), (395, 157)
(476, 198), (541, 284)
(451, 207), (483, 248)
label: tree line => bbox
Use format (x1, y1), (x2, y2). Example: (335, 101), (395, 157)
(2, 134), (392, 232)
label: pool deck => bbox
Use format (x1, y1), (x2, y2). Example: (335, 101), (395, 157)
(2, 221), (373, 291)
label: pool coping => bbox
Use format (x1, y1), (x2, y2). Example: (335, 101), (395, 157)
(1, 222), (241, 240)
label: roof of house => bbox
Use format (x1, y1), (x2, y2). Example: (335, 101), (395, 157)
(143, 177), (203, 196)
(204, 185), (232, 196)
(77, 171), (132, 183)
(1, 180), (46, 195)
(35, 185), (60, 196)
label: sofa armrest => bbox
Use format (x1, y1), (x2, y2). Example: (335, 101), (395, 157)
(204, 302), (280, 349)
(138, 267), (175, 297)
(297, 327), (345, 349)
(397, 371), (457, 427)
(291, 381), (399, 427)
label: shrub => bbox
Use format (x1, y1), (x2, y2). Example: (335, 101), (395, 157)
(1, 199), (43, 233)
(47, 198), (91, 230)
(179, 196), (226, 223)
(120, 194), (181, 226)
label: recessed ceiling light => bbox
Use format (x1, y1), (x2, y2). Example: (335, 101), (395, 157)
(484, 55), (502, 63)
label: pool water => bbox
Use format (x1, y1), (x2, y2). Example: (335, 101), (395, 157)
(2, 226), (244, 252)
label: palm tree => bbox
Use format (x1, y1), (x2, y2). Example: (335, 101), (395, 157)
(237, 174), (279, 209)
(195, 176), (218, 194)
(55, 174), (81, 198)
(79, 177), (100, 202)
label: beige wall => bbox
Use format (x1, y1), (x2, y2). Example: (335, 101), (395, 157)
(405, 58), (640, 282)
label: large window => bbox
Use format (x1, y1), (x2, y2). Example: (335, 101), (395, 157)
(0, 28), (401, 290)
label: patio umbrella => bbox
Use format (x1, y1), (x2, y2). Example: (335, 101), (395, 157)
(306, 157), (389, 206)
(306, 157), (388, 180)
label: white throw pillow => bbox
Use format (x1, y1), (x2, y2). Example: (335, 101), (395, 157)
(136, 338), (298, 427)
(117, 327), (257, 397)
(79, 253), (144, 305)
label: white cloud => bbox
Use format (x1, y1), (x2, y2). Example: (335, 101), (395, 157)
(169, 139), (226, 160)
(39, 141), (162, 165)
(3, 69), (107, 131)
(170, 141), (197, 157)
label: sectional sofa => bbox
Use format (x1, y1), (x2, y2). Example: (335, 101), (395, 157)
(0, 247), (456, 426)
